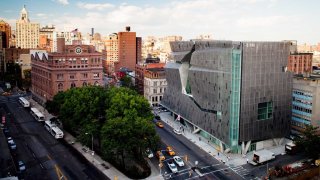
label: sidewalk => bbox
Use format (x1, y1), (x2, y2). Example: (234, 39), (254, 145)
(27, 97), (163, 180)
(157, 111), (286, 168)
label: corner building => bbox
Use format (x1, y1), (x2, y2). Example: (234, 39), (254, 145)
(31, 39), (103, 103)
(162, 41), (292, 153)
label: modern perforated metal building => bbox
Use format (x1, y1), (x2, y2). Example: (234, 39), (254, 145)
(161, 40), (293, 154)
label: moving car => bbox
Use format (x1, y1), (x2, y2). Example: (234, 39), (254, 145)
(156, 122), (164, 128)
(156, 151), (165, 161)
(167, 161), (178, 173)
(173, 156), (185, 167)
(166, 146), (175, 156)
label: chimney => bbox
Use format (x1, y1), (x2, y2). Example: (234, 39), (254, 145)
(91, 28), (94, 36)
(57, 37), (65, 53)
(126, 26), (130, 32)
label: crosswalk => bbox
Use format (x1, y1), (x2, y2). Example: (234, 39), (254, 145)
(230, 165), (259, 180)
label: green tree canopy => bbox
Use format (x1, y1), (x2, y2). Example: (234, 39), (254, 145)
(294, 125), (320, 159)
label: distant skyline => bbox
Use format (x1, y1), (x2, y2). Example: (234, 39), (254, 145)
(0, 0), (319, 44)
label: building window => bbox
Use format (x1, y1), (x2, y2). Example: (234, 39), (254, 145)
(153, 88), (157, 94)
(57, 74), (63, 80)
(71, 83), (76, 88)
(83, 73), (88, 78)
(70, 75), (75, 79)
(83, 82), (87, 86)
(58, 83), (63, 92)
(258, 102), (273, 120)
(153, 82), (157, 86)
(93, 73), (100, 78)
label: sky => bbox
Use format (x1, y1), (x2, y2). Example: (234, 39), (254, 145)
(0, 0), (319, 44)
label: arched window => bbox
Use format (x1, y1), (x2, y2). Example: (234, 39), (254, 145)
(71, 82), (76, 88)
(58, 83), (63, 92)
(83, 82), (87, 87)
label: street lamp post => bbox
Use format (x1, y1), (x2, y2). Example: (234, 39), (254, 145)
(85, 133), (94, 163)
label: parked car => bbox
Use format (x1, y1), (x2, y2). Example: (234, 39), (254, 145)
(146, 148), (154, 158)
(156, 122), (164, 128)
(166, 146), (175, 156)
(7, 137), (17, 150)
(173, 129), (182, 135)
(156, 151), (165, 161)
(155, 115), (161, 120)
(18, 161), (26, 172)
(3, 127), (10, 136)
(167, 161), (178, 173)
(173, 156), (185, 167)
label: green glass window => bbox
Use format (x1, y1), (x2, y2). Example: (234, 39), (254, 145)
(258, 102), (273, 120)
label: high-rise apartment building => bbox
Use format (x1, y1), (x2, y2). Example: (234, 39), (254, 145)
(291, 75), (320, 136)
(162, 40), (292, 154)
(288, 53), (313, 75)
(31, 39), (103, 103)
(104, 27), (141, 75)
(105, 33), (118, 74)
(115, 26), (137, 73)
(16, 6), (39, 49)
(0, 20), (11, 48)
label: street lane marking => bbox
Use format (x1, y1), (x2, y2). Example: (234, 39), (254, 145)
(47, 155), (52, 160)
(54, 164), (68, 180)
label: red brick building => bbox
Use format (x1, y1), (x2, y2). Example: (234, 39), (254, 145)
(104, 27), (142, 75)
(288, 53), (313, 75)
(31, 39), (103, 103)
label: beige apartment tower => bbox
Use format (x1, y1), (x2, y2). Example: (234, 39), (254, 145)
(16, 5), (39, 49)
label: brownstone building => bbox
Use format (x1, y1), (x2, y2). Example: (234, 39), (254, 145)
(135, 63), (165, 95)
(288, 53), (313, 75)
(0, 20), (11, 48)
(31, 39), (103, 103)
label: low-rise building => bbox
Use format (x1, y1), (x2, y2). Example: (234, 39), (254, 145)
(291, 75), (320, 136)
(288, 53), (313, 75)
(144, 67), (167, 106)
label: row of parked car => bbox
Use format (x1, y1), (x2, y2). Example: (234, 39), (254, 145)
(2, 126), (26, 175)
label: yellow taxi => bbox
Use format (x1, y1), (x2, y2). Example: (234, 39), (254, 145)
(156, 122), (164, 128)
(166, 146), (175, 156)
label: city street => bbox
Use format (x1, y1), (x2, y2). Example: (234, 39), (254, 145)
(0, 95), (108, 180)
(152, 113), (243, 180)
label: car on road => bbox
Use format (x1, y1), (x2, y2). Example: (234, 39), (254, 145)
(166, 146), (175, 156)
(146, 148), (154, 158)
(173, 156), (185, 167)
(155, 115), (161, 120)
(156, 122), (164, 128)
(167, 161), (178, 173)
(156, 151), (165, 161)
(3, 127), (10, 136)
(173, 129), (182, 135)
(18, 160), (26, 172)
(7, 137), (17, 150)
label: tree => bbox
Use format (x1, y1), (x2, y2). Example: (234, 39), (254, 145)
(101, 87), (159, 173)
(294, 125), (320, 159)
(120, 76), (134, 89)
(22, 69), (31, 90)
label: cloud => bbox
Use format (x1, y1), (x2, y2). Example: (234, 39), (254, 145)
(77, 2), (114, 10)
(44, 0), (312, 43)
(55, 0), (69, 5)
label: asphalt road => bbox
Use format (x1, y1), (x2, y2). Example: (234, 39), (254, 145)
(0, 96), (108, 180)
(152, 115), (243, 180)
